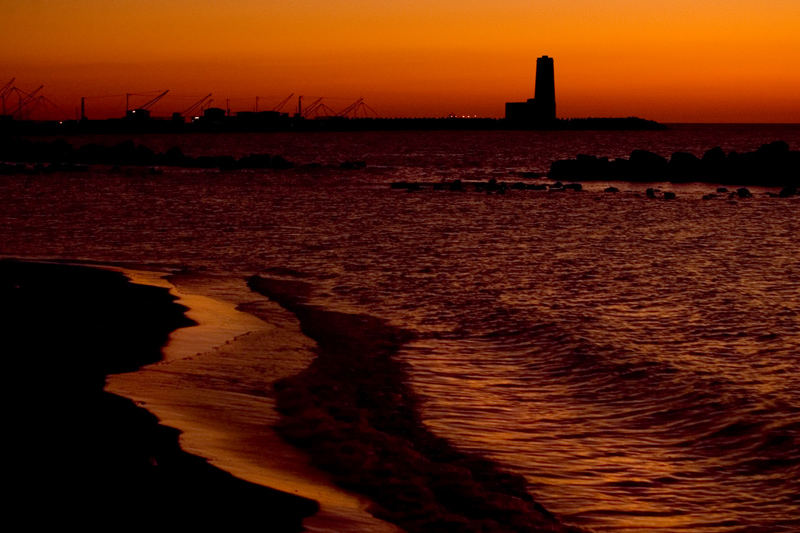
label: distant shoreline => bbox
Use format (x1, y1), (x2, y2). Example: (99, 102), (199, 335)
(1, 116), (665, 135)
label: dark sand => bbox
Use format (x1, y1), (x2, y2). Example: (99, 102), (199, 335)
(1, 259), (318, 530)
(248, 275), (582, 532)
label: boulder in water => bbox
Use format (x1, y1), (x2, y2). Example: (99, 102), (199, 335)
(668, 152), (701, 180)
(630, 150), (668, 177)
(340, 160), (367, 170)
(449, 180), (465, 192)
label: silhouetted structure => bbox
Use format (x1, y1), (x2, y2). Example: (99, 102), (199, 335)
(506, 56), (557, 124)
(534, 56), (556, 120)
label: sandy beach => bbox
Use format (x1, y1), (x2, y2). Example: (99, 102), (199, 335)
(1, 259), (392, 531)
(2, 257), (583, 531)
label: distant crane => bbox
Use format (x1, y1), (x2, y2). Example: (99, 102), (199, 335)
(9, 85), (44, 119)
(1, 77), (15, 115)
(300, 97), (322, 117)
(338, 97), (379, 118)
(272, 93), (294, 112)
(126, 90), (169, 119)
(172, 93), (213, 122)
(301, 97), (337, 118)
(25, 94), (68, 120)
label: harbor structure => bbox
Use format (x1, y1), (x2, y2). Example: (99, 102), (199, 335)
(505, 55), (557, 124)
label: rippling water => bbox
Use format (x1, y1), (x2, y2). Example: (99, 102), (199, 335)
(2, 125), (799, 531)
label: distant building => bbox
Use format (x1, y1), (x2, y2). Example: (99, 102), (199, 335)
(202, 107), (227, 122)
(505, 55), (556, 123)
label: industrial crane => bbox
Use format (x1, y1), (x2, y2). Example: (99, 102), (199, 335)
(0, 78), (15, 115)
(25, 94), (67, 120)
(9, 85), (44, 119)
(172, 93), (213, 122)
(301, 97), (337, 118)
(338, 97), (379, 118)
(126, 90), (169, 119)
(299, 97), (321, 117)
(272, 93), (294, 112)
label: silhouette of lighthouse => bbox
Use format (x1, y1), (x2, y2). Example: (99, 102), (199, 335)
(505, 55), (557, 123)
(534, 56), (555, 120)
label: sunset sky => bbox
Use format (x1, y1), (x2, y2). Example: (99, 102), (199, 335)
(2, 0), (799, 122)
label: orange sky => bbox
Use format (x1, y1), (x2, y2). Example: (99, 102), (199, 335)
(2, 0), (799, 122)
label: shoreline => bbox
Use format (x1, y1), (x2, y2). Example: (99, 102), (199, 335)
(248, 274), (583, 532)
(0, 258), (318, 529)
(3, 257), (581, 531)
(105, 267), (400, 532)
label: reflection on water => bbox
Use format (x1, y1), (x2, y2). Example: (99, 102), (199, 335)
(1, 126), (799, 531)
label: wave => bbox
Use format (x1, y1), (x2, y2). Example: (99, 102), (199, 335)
(247, 274), (583, 532)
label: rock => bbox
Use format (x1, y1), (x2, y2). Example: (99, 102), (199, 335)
(390, 181), (417, 190)
(756, 140), (790, 158)
(340, 160), (366, 170)
(604, 186), (619, 193)
(563, 183), (583, 191)
(482, 178), (507, 193)
(548, 155), (612, 180)
(779, 186), (797, 197)
(737, 187), (752, 198)
(703, 146), (726, 165)
(716, 187), (728, 193)
(668, 152), (701, 180)
(646, 188), (657, 198)
(271, 155), (294, 170)
(629, 150), (668, 177)
(663, 191), (676, 200)
(163, 146), (187, 165)
(237, 153), (276, 169)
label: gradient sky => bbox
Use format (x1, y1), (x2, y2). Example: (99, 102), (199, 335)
(2, 0), (799, 121)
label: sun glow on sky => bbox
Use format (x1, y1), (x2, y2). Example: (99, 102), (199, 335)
(2, 0), (799, 121)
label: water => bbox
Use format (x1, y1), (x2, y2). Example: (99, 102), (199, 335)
(1, 125), (799, 531)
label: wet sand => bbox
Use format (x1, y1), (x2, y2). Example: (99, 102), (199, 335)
(106, 269), (400, 532)
(0, 259), (321, 530)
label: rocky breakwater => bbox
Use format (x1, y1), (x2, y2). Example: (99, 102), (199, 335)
(548, 140), (800, 189)
(391, 178), (582, 194)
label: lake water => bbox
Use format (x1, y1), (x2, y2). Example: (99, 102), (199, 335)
(1, 125), (798, 531)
